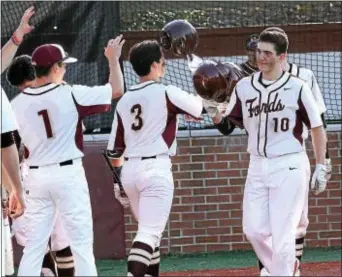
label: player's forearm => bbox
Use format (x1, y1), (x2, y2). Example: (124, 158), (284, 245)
(311, 126), (327, 165)
(108, 60), (124, 99)
(1, 144), (23, 194)
(1, 38), (20, 73)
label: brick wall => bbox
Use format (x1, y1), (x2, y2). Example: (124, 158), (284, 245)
(124, 131), (342, 254)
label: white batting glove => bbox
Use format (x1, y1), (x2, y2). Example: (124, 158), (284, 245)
(113, 183), (130, 209)
(325, 158), (332, 182)
(203, 99), (220, 118)
(310, 164), (327, 195)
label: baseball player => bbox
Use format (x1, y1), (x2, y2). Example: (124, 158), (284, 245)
(10, 35), (125, 275)
(197, 28), (327, 276)
(107, 40), (202, 277)
(6, 55), (76, 276)
(239, 33), (259, 76)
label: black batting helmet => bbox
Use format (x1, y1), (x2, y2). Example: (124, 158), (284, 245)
(160, 19), (199, 56)
(193, 61), (244, 103)
(245, 33), (259, 51)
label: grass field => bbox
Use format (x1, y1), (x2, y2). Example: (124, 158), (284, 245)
(96, 247), (342, 276)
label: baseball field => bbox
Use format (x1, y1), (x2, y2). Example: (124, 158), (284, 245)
(94, 247), (341, 276)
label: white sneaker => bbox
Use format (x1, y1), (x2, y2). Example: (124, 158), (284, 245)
(260, 268), (271, 276)
(41, 267), (56, 276)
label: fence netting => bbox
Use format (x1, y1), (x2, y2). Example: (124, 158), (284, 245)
(1, 1), (341, 133)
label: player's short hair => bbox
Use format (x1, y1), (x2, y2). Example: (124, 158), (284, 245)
(259, 28), (289, 55)
(263, 27), (286, 34)
(129, 40), (163, 77)
(6, 55), (36, 87)
(34, 61), (64, 78)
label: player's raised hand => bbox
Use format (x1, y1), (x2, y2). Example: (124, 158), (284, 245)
(104, 34), (126, 61)
(310, 164), (327, 195)
(8, 189), (25, 219)
(15, 6), (35, 42)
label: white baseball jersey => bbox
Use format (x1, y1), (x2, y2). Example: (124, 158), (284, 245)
(11, 83), (112, 166)
(287, 63), (326, 114)
(107, 81), (202, 157)
(225, 71), (323, 158)
(1, 88), (18, 134)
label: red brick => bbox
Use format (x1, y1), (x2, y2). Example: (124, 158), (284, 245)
(329, 190), (342, 198)
(329, 239), (342, 247)
(180, 179), (204, 187)
(183, 228), (207, 236)
(205, 162), (229, 170)
(231, 243), (252, 250)
(182, 245), (206, 253)
(216, 153), (239, 161)
(170, 237), (194, 245)
(239, 153), (250, 161)
(307, 240), (329, 247)
(319, 231), (341, 238)
(194, 220), (218, 228)
(330, 223), (342, 230)
(178, 147), (203, 155)
(181, 212), (205, 221)
(329, 206), (342, 214)
(203, 146), (227, 154)
(217, 170), (241, 178)
(227, 145), (247, 152)
(170, 213), (180, 221)
(193, 187), (217, 195)
(181, 196), (205, 204)
(219, 203), (242, 210)
(172, 164), (179, 172)
(220, 234), (244, 242)
(194, 204), (218, 212)
(170, 221), (193, 229)
(175, 188), (193, 196)
(207, 195), (231, 203)
(173, 197), (180, 204)
(179, 163), (203, 171)
(170, 230), (181, 237)
(192, 138), (216, 146)
(229, 178), (245, 185)
(172, 155), (190, 163)
(229, 161), (249, 169)
(172, 205), (194, 213)
(306, 232), (319, 239)
(327, 214), (342, 222)
(207, 227), (232, 235)
(177, 139), (190, 147)
(191, 154), (216, 162)
(207, 243), (232, 252)
(220, 218), (241, 227)
(170, 246), (181, 253)
(309, 223), (330, 231)
(309, 207), (328, 215)
(205, 178), (228, 186)
(231, 210), (243, 218)
(195, 236), (219, 243)
(317, 198), (341, 206)
(206, 211), (230, 219)
(192, 171), (216, 179)
(173, 171), (192, 180)
(232, 226), (243, 234)
(231, 194), (243, 202)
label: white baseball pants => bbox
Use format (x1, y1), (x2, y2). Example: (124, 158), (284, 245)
(18, 159), (97, 276)
(121, 155), (174, 247)
(243, 152), (310, 276)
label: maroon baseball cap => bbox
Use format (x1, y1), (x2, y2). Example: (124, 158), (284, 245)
(32, 44), (77, 67)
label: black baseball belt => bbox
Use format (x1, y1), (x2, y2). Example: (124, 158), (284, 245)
(29, 159), (73, 169)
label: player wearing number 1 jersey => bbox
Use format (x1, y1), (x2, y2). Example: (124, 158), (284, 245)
(107, 40), (202, 277)
(11, 36), (125, 276)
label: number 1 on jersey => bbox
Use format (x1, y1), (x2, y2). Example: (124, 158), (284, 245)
(38, 109), (53, 138)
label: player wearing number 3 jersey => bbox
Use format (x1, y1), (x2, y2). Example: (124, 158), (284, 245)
(107, 40), (202, 277)
(11, 36), (125, 276)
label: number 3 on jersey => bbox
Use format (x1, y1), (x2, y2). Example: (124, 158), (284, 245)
(38, 109), (53, 138)
(131, 104), (143, 131)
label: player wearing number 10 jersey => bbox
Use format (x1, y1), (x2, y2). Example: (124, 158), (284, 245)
(11, 36), (125, 276)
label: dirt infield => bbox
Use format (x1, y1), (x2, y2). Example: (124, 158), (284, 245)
(162, 261), (341, 276)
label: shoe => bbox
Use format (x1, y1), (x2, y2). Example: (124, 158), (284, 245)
(41, 267), (56, 276)
(260, 268), (271, 276)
